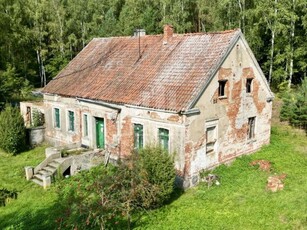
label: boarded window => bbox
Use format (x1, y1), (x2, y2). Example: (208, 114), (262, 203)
(68, 111), (75, 131)
(206, 126), (217, 154)
(84, 114), (88, 136)
(158, 128), (169, 152)
(54, 108), (60, 128)
(246, 78), (253, 93)
(218, 80), (227, 97)
(134, 124), (143, 150)
(248, 117), (256, 139)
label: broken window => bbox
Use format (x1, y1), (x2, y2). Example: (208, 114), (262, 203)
(246, 78), (253, 93)
(218, 80), (227, 97)
(83, 114), (88, 137)
(158, 128), (169, 152)
(68, 111), (75, 131)
(206, 125), (217, 154)
(248, 117), (256, 139)
(54, 108), (60, 128)
(134, 124), (144, 150)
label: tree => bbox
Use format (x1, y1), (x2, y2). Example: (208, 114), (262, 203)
(280, 77), (307, 132)
(0, 105), (26, 154)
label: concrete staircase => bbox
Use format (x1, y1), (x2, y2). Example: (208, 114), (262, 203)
(31, 158), (65, 186)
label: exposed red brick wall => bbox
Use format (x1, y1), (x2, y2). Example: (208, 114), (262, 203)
(184, 141), (193, 177)
(120, 116), (134, 157)
(167, 114), (181, 122)
(106, 117), (118, 155)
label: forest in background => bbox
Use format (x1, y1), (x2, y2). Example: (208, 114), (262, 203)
(0, 0), (306, 104)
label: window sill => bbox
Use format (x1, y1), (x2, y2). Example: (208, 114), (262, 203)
(218, 96), (227, 100)
(247, 139), (257, 144)
(206, 148), (214, 154)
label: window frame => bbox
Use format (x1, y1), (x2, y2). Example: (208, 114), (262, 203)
(83, 114), (89, 137)
(218, 80), (227, 97)
(68, 110), (75, 132)
(158, 128), (169, 152)
(54, 108), (61, 129)
(133, 123), (144, 150)
(247, 117), (256, 140)
(205, 120), (218, 154)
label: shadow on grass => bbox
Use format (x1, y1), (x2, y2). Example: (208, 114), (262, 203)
(0, 200), (64, 230)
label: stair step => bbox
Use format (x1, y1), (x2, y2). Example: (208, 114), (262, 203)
(49, 161), (60, 168)
(54, 158), (66, 164)
(39, 169), (51, 175)
(34, 173), (47, 181)
(44, 166), (57, 173)
(32, 178), (43, 186)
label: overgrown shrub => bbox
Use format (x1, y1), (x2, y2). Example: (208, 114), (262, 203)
(32, 109), (44, 127)
(280, 78), (307, 133)
(0, 188), (18, 207)
(56, 146), (176, 229)
(138, 146), (176, 207)
(0, 105), (26, 154)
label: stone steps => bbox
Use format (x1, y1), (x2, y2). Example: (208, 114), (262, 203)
(31, 178), (43, 187)
(31, 159), (61, 187)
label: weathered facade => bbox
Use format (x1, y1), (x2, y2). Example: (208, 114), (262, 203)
(39, 25), (273, 187)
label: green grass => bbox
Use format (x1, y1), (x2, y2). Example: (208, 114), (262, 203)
(0, 125), (306, 229)
(135, 126), (307, 229)
(0, 145), (60, 230)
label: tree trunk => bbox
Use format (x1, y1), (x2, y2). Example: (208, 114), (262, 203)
(268, 0), (278, 85)
(288, 0), (296, 89)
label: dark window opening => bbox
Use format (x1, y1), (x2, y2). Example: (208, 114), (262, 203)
(248, 117), (256, 139)
(218, 80), (227, 97)
(246, 78), (253, 93)
(134, 124), (143, 150)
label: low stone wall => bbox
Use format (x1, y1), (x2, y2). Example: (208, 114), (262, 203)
(27, 126), (45, 146)
(70, 150), (105, 175)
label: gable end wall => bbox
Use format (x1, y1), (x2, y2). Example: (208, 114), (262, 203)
(184, 38), (272, 187)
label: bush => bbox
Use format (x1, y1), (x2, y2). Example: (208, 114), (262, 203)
(0, 105), (26, 154)
(56, 146), (176, 229)
(138, 146), (176, 207)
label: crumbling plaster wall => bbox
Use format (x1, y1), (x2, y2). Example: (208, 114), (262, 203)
(20, 101), (45, 127)
(43, 95), (186, 174)
(44, 95), (119, 148)
(185, 38), (272, 185)
(119, 106), (186, 173)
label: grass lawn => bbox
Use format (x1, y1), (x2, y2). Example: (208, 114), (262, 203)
(0, 125), (306, 229)
(0, 145), (60, 230)
(135, 126), (307, 229)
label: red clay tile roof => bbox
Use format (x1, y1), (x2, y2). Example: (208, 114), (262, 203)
(43, 29), (241, 112)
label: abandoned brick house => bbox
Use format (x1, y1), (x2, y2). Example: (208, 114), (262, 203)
(30, 25), (274, 187)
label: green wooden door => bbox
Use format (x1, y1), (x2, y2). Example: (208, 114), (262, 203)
(96, 118), (105, 149)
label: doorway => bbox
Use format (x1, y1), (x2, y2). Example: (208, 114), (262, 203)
(95, 118), (105, 149)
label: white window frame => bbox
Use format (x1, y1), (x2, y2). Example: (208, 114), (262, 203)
(205, 120), (218, 154)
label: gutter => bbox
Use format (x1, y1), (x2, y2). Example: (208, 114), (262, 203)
(76, 98), (122, 111)
(180, 108), (200, 116)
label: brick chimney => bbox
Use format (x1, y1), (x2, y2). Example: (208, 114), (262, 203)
(163, 24), (173, 44)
